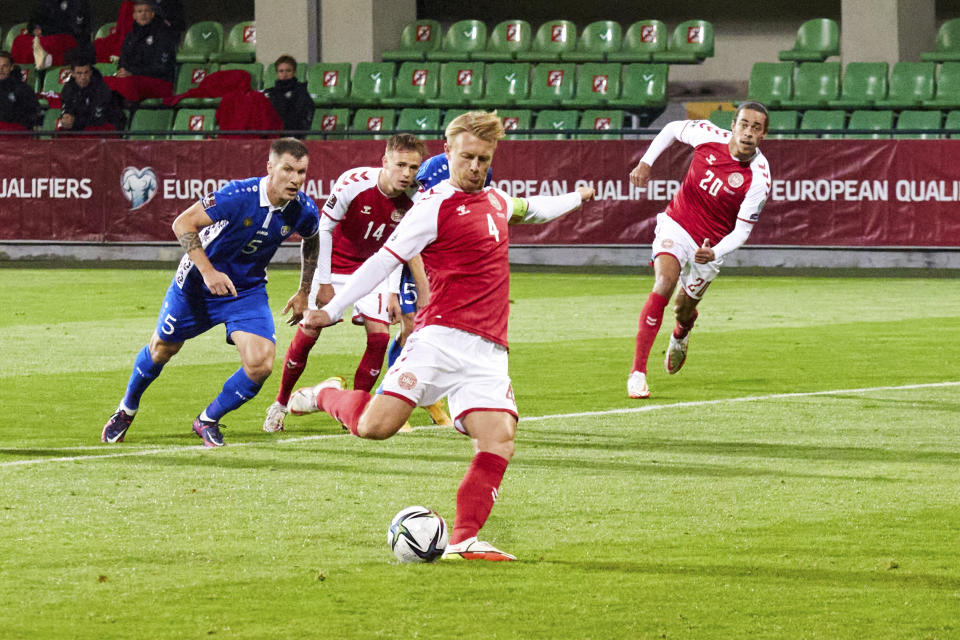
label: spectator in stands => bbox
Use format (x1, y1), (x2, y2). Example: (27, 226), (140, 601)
(0, 51), (43, 131)
(153, 0), (186, 39)
(104, 0), (178, 102)
(59, 49), (125, 133)
(11, 0), (92, 70)
(265, 55), (314, 135)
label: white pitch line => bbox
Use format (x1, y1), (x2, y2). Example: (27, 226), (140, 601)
(2, 380), (958, 469)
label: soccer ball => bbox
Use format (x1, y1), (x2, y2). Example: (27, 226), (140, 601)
(387, 506), (448, 563)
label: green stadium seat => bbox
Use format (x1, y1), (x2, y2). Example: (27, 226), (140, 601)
(828, 62), (888, 109)
(174, 63), (220, 107)
(562, 20), (622, 62)
(708, 109), (735, 130)
(608, 63), (667, 108)
(799, 109), (845, 139)
(4, 24), (27, 51)
(171, 108), (218, 139)
(95, 22), (116, 40)
(894, 110), (942, 139)
(426, 62), (485, 106)
(95, 62), (117, 77)
(474, 20), (532, 62)
(441, 108), (470, 129)
(18, 67), (41, 94)
(846, 109), (894, 139)
(309, 107), (350, 140)
(944, 109), (960, 137)
(781, 62), (841, 109)
(497, 108), (533, 139)
(397, 107), (441, 132)
(128, 108), (174, 140)
(923, 61), (960, 108)
(350, 108), (396, 140)
(516, 63), (576, 107)
(531, 109), (578, 139)
(263, 62), (307, 90)
(608, 20), (667, 63)
(577, 109), (624, 139)
(177, 21), (224, 63)
(767, 110), (799, 139)
(473, 62), (530, 107)
(568, 62), (621, 107)
(875, 62), (936, 108)
(210, 21), (256, 63)
(651, 20), (714, 64)
(516, 20), (577, 62)
(381, 62), (440, 106)
(348, 62), (396, 106)
(921, 18), (960, 62)
(427, 19), (486, 62)
(747, 62), (794, 108)
(382, 20), (442, 62)
(219, 62), (263, 90)
(39, 108), (62, 138)
(41, 66), (73, 94)
(778, 18), (840, 62)
(307, 62), (351, 105)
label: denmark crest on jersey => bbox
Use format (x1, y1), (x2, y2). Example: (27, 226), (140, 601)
(398, 372), (417, 390)
(390, 208), (405, 222)
(728, 172), (744, 188)
(487, 191), (503, 211)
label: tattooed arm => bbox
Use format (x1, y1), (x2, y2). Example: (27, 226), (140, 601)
(172, 202), (237, 296)
(281, 231), (319, 325)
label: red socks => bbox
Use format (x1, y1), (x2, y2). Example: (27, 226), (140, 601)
(316, 387), (371, 436)
(674, 309), (699, 339)
(353, 332), (390, 392)
(276, 327), (318, 405)
(451, 452), (509, 544)
(632, 292), (668, 373)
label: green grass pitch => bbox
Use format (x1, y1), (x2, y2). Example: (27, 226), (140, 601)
(1, 266), (959, 639)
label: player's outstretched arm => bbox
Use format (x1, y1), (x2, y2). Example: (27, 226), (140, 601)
(509, 186), (596, 225)
(283, 231), (320, 325)
(173, 202), (237, 297)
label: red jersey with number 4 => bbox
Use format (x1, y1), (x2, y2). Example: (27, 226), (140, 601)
(667, 120), (771, 245)
(320, 167), (415, 274)
(382, 182), (518, 347)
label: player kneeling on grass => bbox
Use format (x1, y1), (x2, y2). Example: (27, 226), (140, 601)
(101, 138), (321, 447)
(627, 102), (772, 400)
(293, 111), (595, 561)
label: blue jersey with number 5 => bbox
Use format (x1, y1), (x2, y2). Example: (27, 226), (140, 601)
(416, 153), (493, 191)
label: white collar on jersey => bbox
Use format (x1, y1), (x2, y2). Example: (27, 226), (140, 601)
(259, 176), (294, 212)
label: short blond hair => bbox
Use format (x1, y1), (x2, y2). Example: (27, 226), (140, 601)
(445, 110), (505, 145)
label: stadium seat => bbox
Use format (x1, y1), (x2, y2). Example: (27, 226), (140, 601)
(708, 109), (735, 130)
(128, 108), (174, 140)
(39, 108), (63, 138)
(799, 109), (845, 139)
(309, 107), (350, 140)
(651, 20), (714, 64)
(18, 67), (41, 94)
(778, 18), (840, 62)
(577, 109), (624, 139)
(171, 108), (218, 139)
(174, 63), (220, 107)
(894, 110), (942, 139)
(846, 109), (894, 139)
(608, 63), (667, 108)
(875, 62), (936, 108)
(397, 107), (441, 132)
(177, 21), (224, 63)
(41, 66), (73, 94)
(516, 20), (577, 62)
(441, 108), (470, 129)
(426, 62), (485, 106)
(4, 24), (27, 52)
(568, 62), (621, 107)
(609, 20), (667, 63)
(767, 110), (799, 139)
(474, 19), (532, 62)
(381, 62), (440, 106)
(95, 22), (117, 40)
(828, 62), (888, 109)
(516, 63), (576, 107)
(531, 109), (578, 139)
(350, 108), (396, 140)
(348, 62), (396, 106)
(473, 62), (530, 107)
(923, 61), (960, 108)
(263, 62), (307, 90)
(382, 19), (442, 62)
(921, 18), (960, 62)
(747, 62), (794, 108)
(427, 19), (486, 61)
(497, 108), (533, 139)
(219, 62), (263, 90)
(781, 62), (841, 109)
(944, 109), (960, 137)
(307, 62), (351, 105)
(211, 21), (256, 63)
(95, 62), (117, 77)
(562, 20), (622, 62)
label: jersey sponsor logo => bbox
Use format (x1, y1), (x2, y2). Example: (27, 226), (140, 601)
(706, 153), (717, 165)
(411, 69), (428, 86)
(506, 23), (520, 41)
(121, 166), (159, 210)
(398, 372), (417, 390)
(191, 68), (207, 85)
(592, 75), (608, 93)
(457, 69), (473, 86)
(323, 70), (339, 86)
(281, 225), (291, 235)
(728, 172), (744, 188)
(640, 25), (657, 43)
(547, 69), (564, 87)
(390, 208), (405, 222)
(360, 205), (372, 215)
(242, 25), (256, 43)
(487, 192), (503, 211)
(456, 204), (471, 216)
(416, 25), (432, 41)
(551, 24), (566, 42)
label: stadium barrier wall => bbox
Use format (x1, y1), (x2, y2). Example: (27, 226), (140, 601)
(1, 139), (958, 267)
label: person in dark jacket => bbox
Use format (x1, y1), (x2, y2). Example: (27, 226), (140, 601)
(265, 55), (314, 135)
(0, 51), (43, 131)
(11, 0), (92, 69)
(104, 0), (178, 102)
(60, 60), (125, 132)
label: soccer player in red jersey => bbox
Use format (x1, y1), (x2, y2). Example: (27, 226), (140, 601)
(627, 102), (772, 399)
(295, 111), (595, 561)
(263, 134), (427, 433)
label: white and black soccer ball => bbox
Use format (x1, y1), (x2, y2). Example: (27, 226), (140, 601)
(387, 506), (448, 563)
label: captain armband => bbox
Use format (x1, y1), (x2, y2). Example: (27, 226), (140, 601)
(508, 197), (529, 224)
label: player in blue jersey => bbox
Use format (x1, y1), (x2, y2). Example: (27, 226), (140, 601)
(101, 138), (321, 447)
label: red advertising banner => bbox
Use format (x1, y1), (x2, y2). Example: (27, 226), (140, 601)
(1, 138), (959, 247)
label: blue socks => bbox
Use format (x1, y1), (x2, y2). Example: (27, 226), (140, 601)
(204, 368), (263, 421)
(386, 335), (403, 368)
(121, 345), (165, 412)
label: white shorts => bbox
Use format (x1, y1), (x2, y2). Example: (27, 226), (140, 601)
(379, 325), (518, 435)
(650, 212), (722, 300)
(309, 271), (392, 325)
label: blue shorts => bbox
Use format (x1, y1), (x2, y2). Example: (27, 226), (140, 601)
(398, 264), (418, 315)
(155, 282), (276, 344)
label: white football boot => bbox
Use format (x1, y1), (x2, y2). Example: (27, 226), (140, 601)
(262, 402), (288, 433)
(442, 536), (516, 561)
(627, 370), (650, 399)
(664, 334), (689, 375)
(288, 376), (344, 415)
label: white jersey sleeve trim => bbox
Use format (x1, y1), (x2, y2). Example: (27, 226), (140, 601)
(381, 186), (445, 262)
(639, 120), (688, 166)
(320, 167), (381, 228)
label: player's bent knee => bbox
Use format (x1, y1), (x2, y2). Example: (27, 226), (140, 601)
(356, 416), (397, 440)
